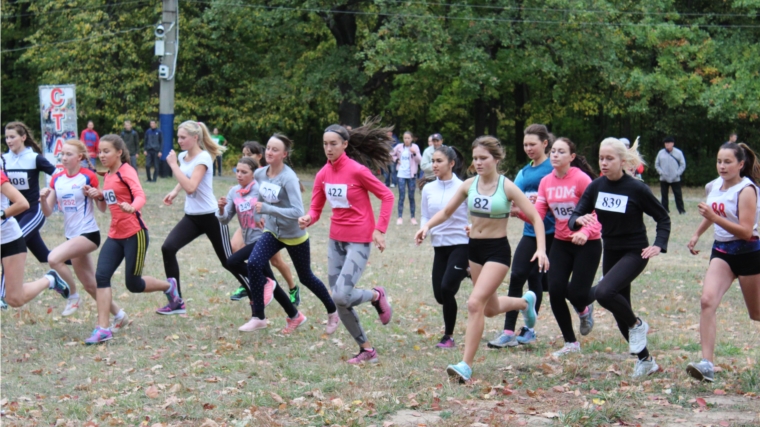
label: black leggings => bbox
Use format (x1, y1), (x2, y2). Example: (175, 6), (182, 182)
(96, 230), (148, 292)
(161, 213), (247, 297)
(503, 234), (554, 331)
(227, 242), (298, 318)
(432, 244), (469, 336)
(592, 248), (649, 341)
(17, 205), (50, 263)
(247, 232), (336, 319)
(548, 239), (603, 343)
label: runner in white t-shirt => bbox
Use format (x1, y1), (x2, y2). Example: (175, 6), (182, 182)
(40, 139), (128, 323)
(159, 121), (249, 314)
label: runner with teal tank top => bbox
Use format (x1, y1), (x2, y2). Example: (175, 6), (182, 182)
(415, 135), (549, 383)
(488, 124), (556, 349)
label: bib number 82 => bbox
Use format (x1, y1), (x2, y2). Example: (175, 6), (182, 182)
(473, 197), (489, 210)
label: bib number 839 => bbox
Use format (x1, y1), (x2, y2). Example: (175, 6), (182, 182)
(600, 197), (621, 209)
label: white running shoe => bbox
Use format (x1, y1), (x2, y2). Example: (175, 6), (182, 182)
(552, 341), (581, 357)
(632, 357), (659, 378)
(628, 318), (649, 354)
(110, 310), (129, 332)
(62, 294), (80, 316)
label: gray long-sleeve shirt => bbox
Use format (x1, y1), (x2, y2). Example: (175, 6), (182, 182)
(216, 183), (263, 245)
(254, 164), (306, 240)
(655, 147), (686, 183)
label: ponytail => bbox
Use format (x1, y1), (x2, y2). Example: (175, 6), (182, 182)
(553, 137), (597, 181)
(720, 142), (760, 184)
(5, 121), (43, 154)
(324, 117), (393, 172)
(600, 137), (645, 174)
(178, 121), (225, 158)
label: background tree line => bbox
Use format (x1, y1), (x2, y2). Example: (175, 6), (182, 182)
(2, 0), (759, 184)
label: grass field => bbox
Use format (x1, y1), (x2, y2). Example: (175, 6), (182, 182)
(1, 174), (759, 427)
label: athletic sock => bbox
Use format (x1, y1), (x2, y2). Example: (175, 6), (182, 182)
(45, 275), (55, 289)
(68, 293), (79, 300)
(503, 329), (514, 336)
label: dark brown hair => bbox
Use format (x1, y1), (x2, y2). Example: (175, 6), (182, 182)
(236, 157), (258, 174)
(552, 137), (596, 181)
(324, 117), (393, 171)
(524, 123), (551, 154)
(719, 142), (760, 184)
(242, 140), (264, 167)
(100, 134), (130, 165)
(5, 121), (43, 154)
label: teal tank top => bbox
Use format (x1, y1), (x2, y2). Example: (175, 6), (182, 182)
(468, 175), (510, 218)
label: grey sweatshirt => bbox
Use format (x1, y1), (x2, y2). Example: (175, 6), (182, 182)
(254, 164), (306, 240)
(216, 182), (263, 245)
(655, 147), (686, 183)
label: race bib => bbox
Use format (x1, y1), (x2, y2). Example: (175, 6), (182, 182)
(471, 195), (493, 213)
(595, 192), (628, 213)
(551, 202), (576, 219)
(525, 191), (538, 204)
(236, 197), (253, 213)
(61, 194), (77, 212)
(7, 171), (29, 190)
(259, 182), (281, 204)
(325, 183), (349, 208)
(102, 189), (118, 205)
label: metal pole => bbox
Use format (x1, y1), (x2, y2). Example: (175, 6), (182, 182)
(159, 0), (177, 177)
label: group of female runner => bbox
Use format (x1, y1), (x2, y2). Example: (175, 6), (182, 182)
(2, 119), (758, 382)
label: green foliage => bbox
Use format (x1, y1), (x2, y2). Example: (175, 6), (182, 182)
(2, 0), (759, 183)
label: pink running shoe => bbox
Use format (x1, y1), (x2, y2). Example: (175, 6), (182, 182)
(239, 317), (268, 332)
(282, 312), (307, 334)
(347, 348), (378, 364)
(263, 278), (275, 307)
(371, 287), (392, 325)
(326, 312), (340, 335)
(436, 335), (455, 348)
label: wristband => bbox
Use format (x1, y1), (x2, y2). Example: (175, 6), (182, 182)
(1, 210), (6, 220)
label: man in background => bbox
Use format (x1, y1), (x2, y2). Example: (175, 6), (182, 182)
(143, 120), (162, 182)
(80, 120), (99, 170)
(420, 133), (443, 179)
(121, 120), (140, 169)
(655, 136), (686, 214)
(211, 128), (227, 176)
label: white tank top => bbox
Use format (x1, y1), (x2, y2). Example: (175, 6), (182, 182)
(705, 176), (760, 242)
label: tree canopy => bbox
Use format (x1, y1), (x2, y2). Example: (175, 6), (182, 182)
(2, 0), (759, 183)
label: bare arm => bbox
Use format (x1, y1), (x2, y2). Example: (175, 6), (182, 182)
(1, 182), (30, 217)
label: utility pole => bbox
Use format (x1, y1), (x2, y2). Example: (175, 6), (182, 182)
(157, 0), (178, 177)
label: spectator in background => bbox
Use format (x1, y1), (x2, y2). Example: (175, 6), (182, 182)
(726, 132), (738, 144)
(382, 130), (400, 187)
(143, 120), (162, 182)
(80, 120), (99, 170)
(655, 136), (686, 214)
(210, 128), (227, 176)
(121, 120), (140, 169)
(420, 133), (443, 179)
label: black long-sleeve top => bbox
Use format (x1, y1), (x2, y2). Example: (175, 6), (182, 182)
(568, 173), (671, 252)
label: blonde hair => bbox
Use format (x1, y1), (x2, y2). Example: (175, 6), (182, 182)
(64, 139), (88, 162)
(178, 120), (225, 157)
(600, 137), (645, 174)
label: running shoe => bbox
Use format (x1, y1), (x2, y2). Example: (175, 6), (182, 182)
(289, 285), (301, 306)
(85, 327), (113, 345)
(282, 312), (307, 334)
(446, 361), (472, 382)
(487, 331), (518, 348)
(47, 269), (70, 299)
(436, 335), (455, 349)
(165, 278), (180, 302)
(396, 218), (403, 225)
(347, 348), (378, 364)
(326, 312), (340, 335)
(579, 304), (595, 336)
(371, 287), (392, 325)
(516, 327), (537, 344)
(110, 310), (129, 332)
(239, 317), (268, 332)
(155, 299), (186, 315)
(520, 291), (537, 329)
(410, 218), (418, 226)
(230, 286), (247, 301)
(552, 341), (581, 357)
(62, 294), (80, 316)
(0, 297), (7, 310)
(632, 357), (659, 378)
(263, 278), (275, 307)
(628, 318), (649, 354)
(686, 359), (715, 382)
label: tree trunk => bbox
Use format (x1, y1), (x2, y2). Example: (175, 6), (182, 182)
(514, 83), (528, 163)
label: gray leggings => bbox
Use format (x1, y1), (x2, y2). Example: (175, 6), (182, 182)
(328, 239), (374, 345)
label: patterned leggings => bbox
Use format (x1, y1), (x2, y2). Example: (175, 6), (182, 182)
(328, 240), (374, 345)
(247, 233), (336, 319)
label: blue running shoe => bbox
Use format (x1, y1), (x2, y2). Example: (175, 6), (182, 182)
(446, 361), (472, 383)
(516, 326), (537, 344)
(0, 297), (7, 310)
(487, 331), (518, 348)
(521, 291), (537, 328)
(85, 327), (113, 345)
(47, 269), (70, 299)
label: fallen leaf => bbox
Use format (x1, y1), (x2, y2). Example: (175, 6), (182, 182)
(714, 389), (726, 395)
(200, 419), (218, 427)
(541, 412), (559, 419)
(592, 398), (605, 405)
(270, 392), (285, 404)
(205, 376), (220, 383)
(145, 386), (159, 399)
(331, 398), (344, 408)
(202, 403), (216, 410)
(169, 384), (182, 393)
(696, 397), (707, 408)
